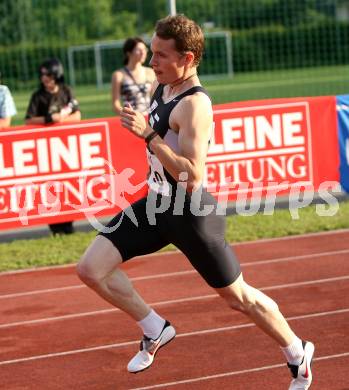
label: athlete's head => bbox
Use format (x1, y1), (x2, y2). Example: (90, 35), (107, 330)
(123, 37), (148, 66)
(155, 15), (204, 67)
(38, 58), (64, 89)
(150, 15), (204, 85)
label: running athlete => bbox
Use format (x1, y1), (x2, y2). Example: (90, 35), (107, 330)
(77, 15), (314, 389)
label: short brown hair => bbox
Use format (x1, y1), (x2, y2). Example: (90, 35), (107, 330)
(155, 15), (204, 66)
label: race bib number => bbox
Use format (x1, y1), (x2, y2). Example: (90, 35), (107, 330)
(146, 148), (170, 196)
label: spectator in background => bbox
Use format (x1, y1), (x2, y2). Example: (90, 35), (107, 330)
(25, 58), (80, 126)
(111, 37), (155, 115)
(0, 71), (17, 129)
(25, 58), (81, 235)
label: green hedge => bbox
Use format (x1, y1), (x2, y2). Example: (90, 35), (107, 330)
(0, 42), (70, 90)
(232, 20), (349, 72)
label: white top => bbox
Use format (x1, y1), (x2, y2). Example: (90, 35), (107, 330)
(0, 85), (17, 118)
(147, 129), (179, 196)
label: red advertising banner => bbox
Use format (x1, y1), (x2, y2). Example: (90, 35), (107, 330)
(0, 118), (148, 230)
(0, 95), (340, 230)
(206, 96), (339, 200)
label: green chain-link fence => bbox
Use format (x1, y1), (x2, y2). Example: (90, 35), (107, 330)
(1, 0), (348, 124)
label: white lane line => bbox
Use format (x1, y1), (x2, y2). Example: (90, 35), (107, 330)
(0, 284), (85, 299)
(130, 352), (349, 390)
(0, 275), (348, 329)
(1, 248), (349, 300)
(0, 295), (210, 329)
(235, 227), (349, 245)
(0, 308), (348, 366)
(1, 228), (348, 276)
(261, 275), (349, 291)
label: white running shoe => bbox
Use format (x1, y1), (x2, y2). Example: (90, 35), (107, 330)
(127, 320), (176, 373)
(288, 340), (315, 389)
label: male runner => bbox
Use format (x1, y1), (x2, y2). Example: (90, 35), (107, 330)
(77, 15), (314, 389)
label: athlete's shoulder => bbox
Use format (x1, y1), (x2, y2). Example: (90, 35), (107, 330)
(181, 87), (212, 112)
(172, 88), (212, 130)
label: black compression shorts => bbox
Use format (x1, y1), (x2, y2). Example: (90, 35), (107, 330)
(99, 189), (241, 288)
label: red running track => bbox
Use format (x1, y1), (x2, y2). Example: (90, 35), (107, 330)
(0, 229), (348, 389)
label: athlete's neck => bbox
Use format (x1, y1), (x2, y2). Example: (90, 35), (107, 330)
(169, 72), (197, 90)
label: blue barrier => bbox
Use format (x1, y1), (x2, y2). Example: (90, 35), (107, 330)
(336, 95), (349, 193)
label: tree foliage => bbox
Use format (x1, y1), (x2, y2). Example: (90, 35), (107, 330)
(177, 0), (339, 30)
(0, 0), (343, 48)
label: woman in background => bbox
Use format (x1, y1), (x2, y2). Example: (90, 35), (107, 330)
(25, 58), (80, 126)
(25, 58), (81, 235)
(111, 37), (155, 115)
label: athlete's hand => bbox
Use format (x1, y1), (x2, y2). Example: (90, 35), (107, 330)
(120, 103), (148, 138)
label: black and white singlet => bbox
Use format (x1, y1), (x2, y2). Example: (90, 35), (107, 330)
(146, 84), (207, 196)
(100, 84), (241, 288)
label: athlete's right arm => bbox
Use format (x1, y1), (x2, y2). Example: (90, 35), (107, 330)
(111, 70), (124, 115)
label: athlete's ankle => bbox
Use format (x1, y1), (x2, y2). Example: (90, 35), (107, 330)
(137, 309), (166, 339)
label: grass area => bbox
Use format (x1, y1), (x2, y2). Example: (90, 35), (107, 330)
(11, 64), (349, 126)
(1, 200), (348, 272)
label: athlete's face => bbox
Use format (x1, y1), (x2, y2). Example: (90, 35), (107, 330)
(149, 34), (189, 84)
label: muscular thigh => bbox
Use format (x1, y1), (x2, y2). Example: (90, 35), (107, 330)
(161, 197), (241, 289)
(98, 196), (170, 261)
(172, 218), (240, 288)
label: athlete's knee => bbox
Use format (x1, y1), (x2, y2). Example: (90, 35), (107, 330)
(77, 236), (122, 287)
(76, 253), (100, 286)
(76, 248), (106, 286)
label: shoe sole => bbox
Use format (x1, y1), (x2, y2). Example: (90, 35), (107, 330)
(129, 326), (176, 374)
